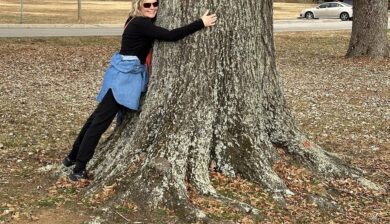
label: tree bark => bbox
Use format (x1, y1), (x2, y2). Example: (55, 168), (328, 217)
(346, 0), (389, 59)
(85, 0), (382, 221)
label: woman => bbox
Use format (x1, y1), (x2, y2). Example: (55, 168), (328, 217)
(62, 0), (217, 181)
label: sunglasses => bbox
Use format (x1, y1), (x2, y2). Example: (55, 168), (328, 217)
(143, 2), (159, 8)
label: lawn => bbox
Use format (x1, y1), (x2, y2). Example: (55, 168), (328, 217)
(0, 32), (389, 223)
(273, 2), (315, 20)
(0, 0), (314, 24)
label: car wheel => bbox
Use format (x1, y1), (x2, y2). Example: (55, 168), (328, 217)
(305, 12), (314, 19)
(340, 12), (349, 21)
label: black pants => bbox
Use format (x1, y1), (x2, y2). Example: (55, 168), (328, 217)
(68, 89), (124, 171)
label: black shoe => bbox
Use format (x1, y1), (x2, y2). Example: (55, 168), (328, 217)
(68, 169), (88, 181)
(62, 157), (76, 167)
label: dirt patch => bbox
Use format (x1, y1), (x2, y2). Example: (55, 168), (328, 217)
(10, 207), (90, 224)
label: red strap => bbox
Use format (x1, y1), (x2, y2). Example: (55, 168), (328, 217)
(145, 51), (153, 77)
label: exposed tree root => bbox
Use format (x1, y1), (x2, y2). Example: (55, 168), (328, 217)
(306, 194), (342, 214)
(116, 156), (212, 222)
(264, 98), (384, 193)
(284, 134), (384, 192)
(76, 104), (384, 223)
(213, 194), (261, 215)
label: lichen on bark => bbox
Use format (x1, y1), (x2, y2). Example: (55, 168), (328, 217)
(83, 0), (382, 221)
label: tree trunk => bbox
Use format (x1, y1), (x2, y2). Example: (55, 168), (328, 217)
(85, 0), (381, 221)
(346, 0), (389, 59)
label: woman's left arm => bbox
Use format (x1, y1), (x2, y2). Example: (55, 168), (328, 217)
(138, 11), (217, 41)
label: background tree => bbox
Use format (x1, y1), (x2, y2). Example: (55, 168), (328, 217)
(346, 0), (389, 58)
(85, 0), (381, 221)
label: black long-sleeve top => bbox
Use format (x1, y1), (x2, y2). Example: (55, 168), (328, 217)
(119, 17), (204, 64)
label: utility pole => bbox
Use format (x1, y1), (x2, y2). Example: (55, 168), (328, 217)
(20, 0), (24, 24)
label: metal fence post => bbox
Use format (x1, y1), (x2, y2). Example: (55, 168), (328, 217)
(20, 0), (24, 24)
(78, 0), (82, 22)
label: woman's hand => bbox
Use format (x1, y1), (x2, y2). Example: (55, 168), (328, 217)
(201, 10), (217, 27)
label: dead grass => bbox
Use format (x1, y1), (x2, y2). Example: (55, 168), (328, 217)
(1, 0), (131, 24)
(0, 32), (389, 223)
(274, 2), (316, 20)
(0, 1), (313, 24)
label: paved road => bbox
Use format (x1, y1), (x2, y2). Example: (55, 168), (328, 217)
(274, 19), (354, 32)
(0, 19), (389, 37)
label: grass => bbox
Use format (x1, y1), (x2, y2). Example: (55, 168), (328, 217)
(0, 32), (389, 223)
(1, 0), (131, 24)
(0, 36), (119, 47)
(1, 0), (314, 24)
(36, 197), (64, 207)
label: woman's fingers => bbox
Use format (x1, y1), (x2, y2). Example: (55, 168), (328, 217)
(208, 17), (216, 26)
(209, 14), (217, 26)
(210, 14), (217, 21)
(201, 10), (218, 27)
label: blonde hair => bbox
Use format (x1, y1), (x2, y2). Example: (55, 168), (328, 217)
(128, 0), (145, 18)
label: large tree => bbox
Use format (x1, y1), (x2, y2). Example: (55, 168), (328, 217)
(346, 0), (389, 58)
(84, 0), (381, 221)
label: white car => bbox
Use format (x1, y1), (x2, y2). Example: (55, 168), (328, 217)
(300, 2), (353, 21)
